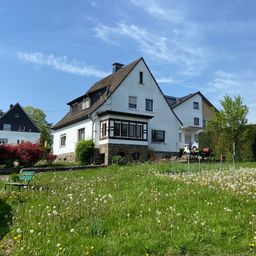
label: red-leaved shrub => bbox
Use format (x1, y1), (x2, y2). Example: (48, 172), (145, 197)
(46, 153), (57, 163)
(0, 144), (17, 167)
(15, 142), (44, 167)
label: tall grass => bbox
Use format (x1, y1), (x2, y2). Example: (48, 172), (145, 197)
(0, 162), (256, 255)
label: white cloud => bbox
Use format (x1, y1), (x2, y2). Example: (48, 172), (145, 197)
(129, 0), (185, 24)
(17, 51), (109, 78)
(94, 22), (208, 76)
(206, 70), (256, 123)
(156, 76), (175, 84)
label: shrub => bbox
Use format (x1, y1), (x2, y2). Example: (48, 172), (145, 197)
(45, 153), (57, 164)
(75, 140), (94, 165)
(0, 144), (17, 167)
(112, 155), (128, 165)
(16, 142), (44, 167)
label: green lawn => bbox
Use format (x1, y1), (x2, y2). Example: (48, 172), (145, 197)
(0, 162), (256, 255)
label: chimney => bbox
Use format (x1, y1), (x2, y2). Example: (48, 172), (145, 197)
(112, 62), (124, 73)
(10, 104), (13, 109)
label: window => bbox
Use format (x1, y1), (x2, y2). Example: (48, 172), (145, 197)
(78, 128), (85, 141)
(136, 124), (143, 138)
(60, 134), (66, 147)
(203, 119), (207, 127)
(114, 121), (121, 137)
(101, 121), (108, 138)
(0, 138), (8, 145)
(129, 96), (137, 109)
(193, 102), (199, 109)
(107, 119), (147, 140)
(129, 123), (136, 137)
(18, 125), (25, 132)
(145, 99), (153, 111)
(82, 97), (90, 110)
(15, 113), (19, 118)
(3, 124), (11, 131)
(194, 117), (199, 126)
(139, 71), (143, 84)
(152, 130), (165, 142)
(121, 122), (128, 137)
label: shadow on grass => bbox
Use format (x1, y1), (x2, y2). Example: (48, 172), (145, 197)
(0, 199), (13, 240)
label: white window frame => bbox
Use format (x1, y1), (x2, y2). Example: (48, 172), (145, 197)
(60, 134), (66, 147)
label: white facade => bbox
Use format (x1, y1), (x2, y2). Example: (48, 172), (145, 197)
(0, 130), (40, 145)
(172, 94), (204, 148)
(96, 60), (180, 153)
(53, 119), (93, 156)
(53, 59), (181, 159)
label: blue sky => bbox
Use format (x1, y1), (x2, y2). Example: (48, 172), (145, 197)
(1, 0), (256, 124)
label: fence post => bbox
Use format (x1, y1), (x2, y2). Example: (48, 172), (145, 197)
(220, 154), (222, 171)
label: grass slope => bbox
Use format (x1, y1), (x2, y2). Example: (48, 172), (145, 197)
(0, 162), (256, 255)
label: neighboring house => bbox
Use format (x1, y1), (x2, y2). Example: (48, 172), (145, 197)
(0, 103), (40, 145)
(53, 57), (182, 164)
(165, 92), (217, 149)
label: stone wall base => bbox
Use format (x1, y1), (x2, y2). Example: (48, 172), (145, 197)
(98, 143), (148, 165)
(56, 152), (76, 162)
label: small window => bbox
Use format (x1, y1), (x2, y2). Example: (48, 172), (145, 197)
(82, 97), (90, 110)
(129, 96), (137, 109)
(0, 138), (8, 145)
(101, 121), (108, 138)
(15, 113), (19, 118)
(78, 128), (85, 141)
(193, 102), (199, 109)
(139, 71), (143, 84)
(3, 124), (11, 131)
(152, 130), (165, 142)
(18, 125), (25, 132)
(203, 119), (207, 127)
(194, 117), (200, 126)
(60, 134), (66, 147)
(145, 99), (153, 111)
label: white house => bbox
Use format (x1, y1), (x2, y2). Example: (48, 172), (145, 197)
(165, 92), (217, 149)
(0, 103), (41, 145)
(53, 58), (182, 164)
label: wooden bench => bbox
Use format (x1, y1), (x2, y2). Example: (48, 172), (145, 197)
(4, 170), (35, 191)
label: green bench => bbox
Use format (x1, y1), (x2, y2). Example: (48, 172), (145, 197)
(4, 170), (35, 191)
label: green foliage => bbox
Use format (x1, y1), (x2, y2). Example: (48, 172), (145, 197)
(75, 139), (94, 165)
(1, 162), (256, 255)
(9, 173), (19, 182)
(207, 95), (249, 161)
(111, 155), (128, 165)
(24, 106), (52, 151)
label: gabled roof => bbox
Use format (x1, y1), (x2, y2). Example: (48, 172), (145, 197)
(53, 57), (142, 129)
(165, 91), (218, 111)
(0, 103), (40, 133)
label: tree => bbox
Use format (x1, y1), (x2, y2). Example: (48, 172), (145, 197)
(207, 95), (248, 161)
(24, 106), (52, 151)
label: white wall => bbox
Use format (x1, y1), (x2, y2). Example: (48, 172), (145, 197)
(96, 59), (181, 153)
(0, 130), (40, 144)
(53, 119), (93, 155)
(173, 94), (203, 127)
